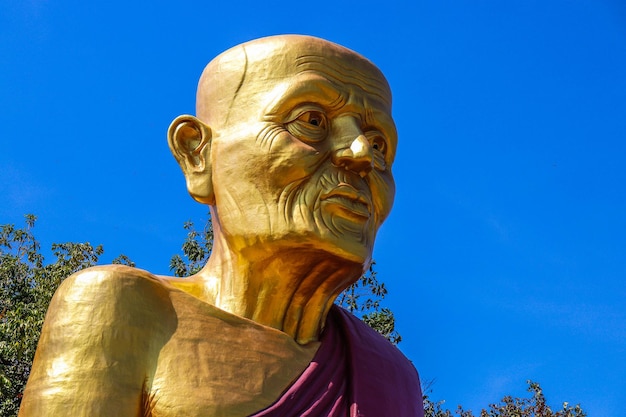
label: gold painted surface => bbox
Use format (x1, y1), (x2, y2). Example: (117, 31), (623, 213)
(19, 35), (397, 416)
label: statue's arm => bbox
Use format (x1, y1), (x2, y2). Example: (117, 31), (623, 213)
(18, 266), (175, 417)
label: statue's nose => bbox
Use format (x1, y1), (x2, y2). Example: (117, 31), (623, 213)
(331, 134), (374, 177)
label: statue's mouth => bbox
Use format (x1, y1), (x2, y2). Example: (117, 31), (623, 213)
(321, 184), (371, 219)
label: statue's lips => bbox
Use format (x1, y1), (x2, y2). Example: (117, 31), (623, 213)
(320, 185), (371, 219)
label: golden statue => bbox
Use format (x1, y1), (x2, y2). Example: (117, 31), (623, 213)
(19, 35), (423, 416)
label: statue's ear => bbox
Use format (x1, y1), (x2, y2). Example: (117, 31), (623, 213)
(168, 115), (215, 205)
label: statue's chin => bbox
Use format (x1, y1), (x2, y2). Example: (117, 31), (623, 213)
(279, 232), (374, 269)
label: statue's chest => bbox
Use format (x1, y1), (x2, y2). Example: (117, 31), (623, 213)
(149, 338), (273, 416)
(147, 294), (317, 416)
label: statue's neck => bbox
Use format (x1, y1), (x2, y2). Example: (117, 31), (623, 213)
(195, 238), (363, 345)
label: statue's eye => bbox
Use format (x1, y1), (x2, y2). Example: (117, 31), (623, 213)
(300, 111), (326, 127)
(371, 137), (386, 154)
(286, 110), (328, 143)
(365, 131), (388, 171)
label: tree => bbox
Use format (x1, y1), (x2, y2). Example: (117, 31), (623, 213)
(0, 216), (102, 415)
(0, 215), (133, 416)
(422, 380), (586, 417)
(334, 260), (402, 344)
(0, 216), (588, 416)
(169, 218), (213, 277)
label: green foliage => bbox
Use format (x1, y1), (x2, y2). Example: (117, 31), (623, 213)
(111, 254), (136, 267)
(0, 216), (588, 417)
(422, 380), (586, 417)
(335, 260), (402, 344)
(0, 215), (108, 416)
(169, 218), (213, 277)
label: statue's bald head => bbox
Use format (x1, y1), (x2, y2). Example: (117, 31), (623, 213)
(196, 35), (391, 130)
(170, 34), (397, 270)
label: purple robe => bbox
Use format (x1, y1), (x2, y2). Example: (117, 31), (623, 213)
(251, 306), (424, 416)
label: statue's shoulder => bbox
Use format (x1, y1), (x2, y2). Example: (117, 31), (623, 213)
(58, 264), (169, 297)
(51, 265), (176, 323)
(22, 265), (177, 416)
(37, 265), (178, 361)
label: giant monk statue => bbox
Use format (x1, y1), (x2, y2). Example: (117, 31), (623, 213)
(19, 35), (424, 417)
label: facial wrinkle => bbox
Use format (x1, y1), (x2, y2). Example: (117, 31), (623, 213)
(266, 79), (347, 119)
(295, 54), (384, 88)
(278, 179), (304, 223)
(296, 186), (309, 227)
(315, 172), (342, 239)
(295, 55), (390, 104)
(256, 124), (284, 151)
(364, 107), (376, 129)
(327, 93), (347, 113)
(337, 170), (370, 198)
(331, 170), (372, 240)
(303, 188), (324, 229)
(299, 67), (388, 105)
(316, 202), (339, 238)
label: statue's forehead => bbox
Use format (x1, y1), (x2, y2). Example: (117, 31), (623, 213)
(198, 36), (392, 126)
(238, 39), (391, 105)
(293, 57), (391, 106)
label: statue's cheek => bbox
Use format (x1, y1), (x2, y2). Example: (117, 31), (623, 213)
(265, 130), (328, 182)
(369, 173), (395, 225)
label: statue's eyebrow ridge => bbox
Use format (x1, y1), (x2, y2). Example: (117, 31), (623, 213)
(263, 76), (346, 119)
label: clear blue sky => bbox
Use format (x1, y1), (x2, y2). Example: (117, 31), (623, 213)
(1, 1), (625, 415)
